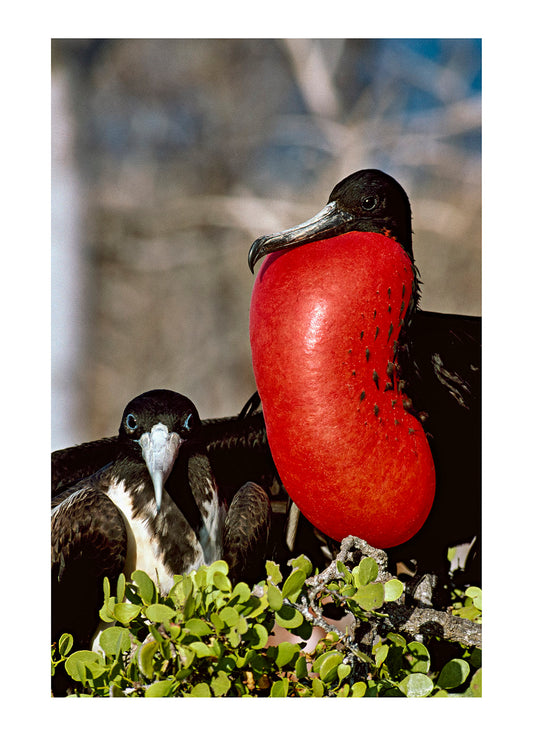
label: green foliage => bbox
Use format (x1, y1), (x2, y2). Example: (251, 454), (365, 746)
(51, 556), (481, 697)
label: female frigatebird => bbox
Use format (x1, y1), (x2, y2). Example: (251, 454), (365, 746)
(248, 168), (480, 580)
(52, 390), (270, 694)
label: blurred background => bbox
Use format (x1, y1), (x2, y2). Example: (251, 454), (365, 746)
(51, 38), (481, 450)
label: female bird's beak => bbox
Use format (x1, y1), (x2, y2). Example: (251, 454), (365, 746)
(138, 423), (183, 512)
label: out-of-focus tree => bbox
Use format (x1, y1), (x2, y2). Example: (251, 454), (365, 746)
(51, 38), (481, 448)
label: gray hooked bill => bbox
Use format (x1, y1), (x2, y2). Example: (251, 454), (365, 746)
(139, 422), (183, 512)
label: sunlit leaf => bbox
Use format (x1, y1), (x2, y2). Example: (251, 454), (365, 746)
(437, 659), (470, 690)
(384, 578), (404, 602)
(398, 673), (434, 698)
(132, 570), (156, 604)
(145, 679), (174, 697)
(281, 569), (306, 601)
(355, 582), (384, 611)
(357, 557), (379, 586)
(145, 603), (176, 623)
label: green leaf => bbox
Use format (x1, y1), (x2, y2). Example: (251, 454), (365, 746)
(190, 682), (212, 697)
(116, 572), (126, 603)
(145, 679), (174, 697)
(266, 561), (282, 585)
(270, 678), (289, 697)
(211, 612), (224, 632)
(139, 641), (159, 678)
(311, 678), (324, 697)
(355, 582), (384, 611)
(99, 595), (116, 623)
(113, 602), (141, 625)
(227, 626), (241, 648)
(189, 641), (216, 658)
(351, 681), (367, 697)
(386, 632), (407, 649)
(145, 603), (176, 623)
(132, 570), (156, 604)
(275, 641), (300, 668)
(219, 605), (240, 627)
(65, 651), (105, 683)
(318, 651), (343, 683)
(247, 623), (269, 650)
(281, 569), (307, 601)
(336, 560), (352, 582)
(213, 571), (232, 592)
(275, 604), (304, 629)
(465, 586), (482, 610)
(295, 655), (308, 680)
(407, 641), (431, 674)
(99, 626), (131, 657)
(357, 557), (379, 586)
(289, 554), (313, 578)
(437, 659), (470, 690)
(242, 594), (268, 619)
(177, 645), (196, 669)
(211, 671), (231, 697)
(398, 673), (434, 698)
(337, 663), (351, 683)
(470, 667), (482, 697)
(374, 644), (389, 667)
(231, 582), (251, 603)
(185, 618), (211, 637)
(267, 584), (283, 611)
(206, 560), (229, 586)
(384, 578), (404, 602)
(58, 633), (73, 657)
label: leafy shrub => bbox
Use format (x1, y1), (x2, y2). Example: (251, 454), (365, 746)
(51, 546), (481, 697)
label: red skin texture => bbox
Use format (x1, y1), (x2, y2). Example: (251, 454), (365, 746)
(250, 231), (435, 548)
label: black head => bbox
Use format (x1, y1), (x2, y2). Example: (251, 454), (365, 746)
(248, 168), (413, 272)
(119, 389), (200, 444)
(328, 169), (412, 253)
(118, 390), (201, 511)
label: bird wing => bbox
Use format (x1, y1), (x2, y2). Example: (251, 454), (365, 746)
(52, 483), (128, 648)
(52, 436), (120, 497)
(223, 481), (272, 585)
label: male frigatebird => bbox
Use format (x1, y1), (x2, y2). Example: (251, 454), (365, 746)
(52, 169), (480, 583)
(248, 168), (480, 581)
(52, 389), (271, 694)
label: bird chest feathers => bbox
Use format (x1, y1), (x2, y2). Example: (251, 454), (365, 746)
(106, 473), (223, 595)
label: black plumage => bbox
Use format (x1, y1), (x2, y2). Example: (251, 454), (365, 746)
(247, 169), (481, 581)
(51, 389), (271, 695)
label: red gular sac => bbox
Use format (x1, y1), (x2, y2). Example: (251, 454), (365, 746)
(250, 230), (435, 548)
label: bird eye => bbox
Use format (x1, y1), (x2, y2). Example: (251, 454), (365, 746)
(125, 413), (137, 431)
(361, 195), (379, 211)
(183, 412), (194, 434)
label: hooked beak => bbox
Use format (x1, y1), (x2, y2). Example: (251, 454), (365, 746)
(138, 423), (183, 512)
(248, 201), (354, 273)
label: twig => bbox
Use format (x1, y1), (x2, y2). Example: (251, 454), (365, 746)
(297, 535), (482, 651)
